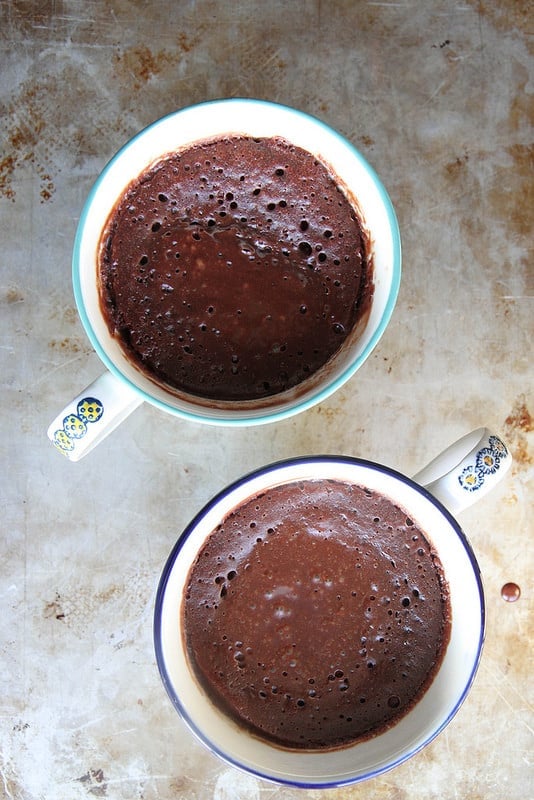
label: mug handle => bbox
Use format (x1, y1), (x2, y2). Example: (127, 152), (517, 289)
(412, 428), (512, 515)
(47, 371), (143, 462)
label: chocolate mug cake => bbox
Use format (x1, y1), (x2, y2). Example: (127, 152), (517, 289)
(98, 136), (372, 402)
(183, 479), (451, 750)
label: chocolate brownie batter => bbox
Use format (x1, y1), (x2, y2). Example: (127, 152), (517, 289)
(183, 480), (451, 750)
(98, 136), (372, 401)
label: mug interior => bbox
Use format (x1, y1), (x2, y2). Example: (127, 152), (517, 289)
(73, 99), (401, 424)
(154, 457), (485, 788)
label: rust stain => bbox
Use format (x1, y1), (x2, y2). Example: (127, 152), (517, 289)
(62, 306), (78, 325)
(506, 441), (532, 470)
(0, 52), (139, 201)
(112, 40), (198, 91)
(310, 403), (339, 424)
(443, 141), (533, 280)
(359, 134), (375, 148)
(509, 68), (533, 132)
(444, 152), (469, 178)
(96, 585), (121, 604)
(487, 144), (534, 239)
(48, 337), (86, 354)
(1, 80), (58, 203)
(77, 768), (107, 797)
(43, 592), (65, 621)
(40, 172), (54, 202)
(177, 31), (198, 53)
(443, 45), (462, 65)
(5, 1), (68, 37)
(113, 45), (163, 90)
(503, 489), (519, 505)
(505, 395), (533, 433)
(4, 287), (25, 304)
(471, 0), (534, 34)
(0, 155), (17, 201)
(504, 394), (533, 469)
(0, 773), (21, 799)
(1, 8), (206, 202)
(169, 777), (189, 792)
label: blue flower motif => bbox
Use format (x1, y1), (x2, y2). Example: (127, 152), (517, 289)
(62, 413), (87, 439)
(77, 397), (104, 423)
(53, 429), (75, 453)
(51, 396), (104, 458)
(476, 447), (500, 475)
(489, 435), (507, 457)
(459, 465), (484, 491)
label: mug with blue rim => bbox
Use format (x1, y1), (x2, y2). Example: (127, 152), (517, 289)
(154, 428), (511, 788)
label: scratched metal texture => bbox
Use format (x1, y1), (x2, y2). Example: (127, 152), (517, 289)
(0, 1), (532, 798)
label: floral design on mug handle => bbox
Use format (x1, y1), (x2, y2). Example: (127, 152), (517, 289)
(458, 435), (508, 492)
(52, 397), (104, 456)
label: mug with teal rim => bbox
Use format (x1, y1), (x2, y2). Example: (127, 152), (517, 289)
(47, 99), (401, 460)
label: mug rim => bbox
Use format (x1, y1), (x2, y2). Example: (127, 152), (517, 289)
(72, 98), (402, 426)
(153, 455), (485, 788)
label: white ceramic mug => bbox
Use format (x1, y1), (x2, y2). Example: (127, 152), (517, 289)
(47, 98), (401, 460)
(154, 428), (511, 788)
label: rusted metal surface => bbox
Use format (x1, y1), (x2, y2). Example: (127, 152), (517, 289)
(1, 1), (532, 797)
